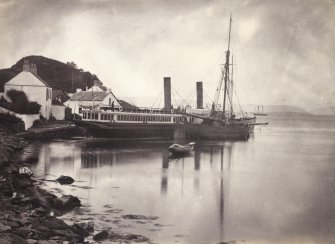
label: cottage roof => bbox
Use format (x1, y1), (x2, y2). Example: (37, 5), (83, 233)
(52, 99), (64, 106)
(118, 100), (139, 109)
(52, 89), (66, 99)
(69, 91), (108, 101)
(5, 71), (50, 87)
(52, 89), (70, 102)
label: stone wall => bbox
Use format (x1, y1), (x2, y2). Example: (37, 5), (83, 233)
(0, 106), (39, 130)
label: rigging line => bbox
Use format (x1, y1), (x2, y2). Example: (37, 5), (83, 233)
(203, 93), (210, 108)
(227, 78), (234, 110)
(204, 95), (212, 108)
(186, 90), (196, 107)
(184, 90), (195, 106)
(150, 91), (163, 108)
(202, 90), (209, 108)
(204, 88), (213, 103)
(171, 90), (179, 107)
(172, 88), (183, 106)
(182, 89), (195, 107)
(199, 55), (225, 83)
(157, 92), (163, 108)
(233, 88), (245, 116)
(180, 90), (193, 107)
(173, 88), (188, 106)
(204, 89), (213, 106)
(213, 67), (225, 106)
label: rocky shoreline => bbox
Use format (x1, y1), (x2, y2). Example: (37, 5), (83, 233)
(0, 130), (151, 243)
(0, 130), (87, 243)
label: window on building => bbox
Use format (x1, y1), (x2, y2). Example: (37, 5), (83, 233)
(79, 108), (82, 114)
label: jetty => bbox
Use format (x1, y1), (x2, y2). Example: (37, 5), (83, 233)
(16, 121), (83, 139)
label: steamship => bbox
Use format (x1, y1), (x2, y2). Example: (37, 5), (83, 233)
(75, 105), (251, 140)
(74, 77), (188, 140)
(73, 18), (264, 140)
(75, 106), (187, 139)
(74, 75), (251, 140)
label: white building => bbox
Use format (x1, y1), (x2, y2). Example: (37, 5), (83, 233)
(4, 60), (52, 119)
(64, 88), (122, 115)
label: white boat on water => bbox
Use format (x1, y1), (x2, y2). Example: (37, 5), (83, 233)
(168, 142), (195, 156)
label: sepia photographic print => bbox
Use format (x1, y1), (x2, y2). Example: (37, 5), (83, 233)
(0, 0), (335, 243)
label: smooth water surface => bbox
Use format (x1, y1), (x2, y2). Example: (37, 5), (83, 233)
(21, 114), (335, 243)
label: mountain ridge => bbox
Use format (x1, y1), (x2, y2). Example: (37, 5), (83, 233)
(0, 55), (100, 93)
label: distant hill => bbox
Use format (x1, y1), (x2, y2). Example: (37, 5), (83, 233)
(0, 55), (101, 93)
(310, 106), (335, 115)
(243, 104), (308, 114)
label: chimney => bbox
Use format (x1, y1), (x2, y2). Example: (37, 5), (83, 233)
(23, 60), (30, 72)
(196, 81), (203, 109)
(30, 63), (37, 75)
(164, 77), (172, 109)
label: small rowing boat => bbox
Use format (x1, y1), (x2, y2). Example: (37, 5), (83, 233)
(168, 142), (195, 156)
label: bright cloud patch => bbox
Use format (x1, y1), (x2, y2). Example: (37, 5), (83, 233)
(237, 16), (260, 43)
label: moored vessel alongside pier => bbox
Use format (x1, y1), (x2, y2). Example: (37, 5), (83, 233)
(74, 108), (185, 139)
(72, 17), (265, 141)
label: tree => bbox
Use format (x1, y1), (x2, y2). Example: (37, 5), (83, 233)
(0, 90), (41, 114)
(66, 62), (78, 69)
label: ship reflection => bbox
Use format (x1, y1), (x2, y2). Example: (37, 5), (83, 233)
(219, 142), (233, 242)
(29, 139), (236, 243)
(80, 143), (165, 169)
(160, 141), (235, 243)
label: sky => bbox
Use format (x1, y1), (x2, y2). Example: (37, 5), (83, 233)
(1, 0), (335, 110)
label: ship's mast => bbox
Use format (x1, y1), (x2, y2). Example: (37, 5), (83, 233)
(230, 54), (234, 116)
(222, 15), (232, 118)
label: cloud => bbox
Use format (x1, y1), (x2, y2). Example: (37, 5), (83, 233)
(0, 0), (335, 109)
(237, 15), (260, 44)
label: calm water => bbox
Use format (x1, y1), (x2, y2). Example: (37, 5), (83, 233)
(21, 114), (335, 244)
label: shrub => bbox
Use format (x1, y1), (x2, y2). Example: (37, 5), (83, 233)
(7, 90), (28, 106)
(32, 119), (44, 128)
(49, 114), (56, 121)
(26, 101), (41, 114)
(0, 90), (41, 114)
(0, 113), (25, 132)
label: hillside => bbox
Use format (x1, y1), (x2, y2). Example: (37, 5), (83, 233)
(242, 104), (308, 114)
(310, 106), (335, 115)
(0, 56), (101, 93)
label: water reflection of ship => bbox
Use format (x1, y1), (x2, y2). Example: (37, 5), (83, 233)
(81, 149), (163, 168)
(219, 142), (233, 242)
(160, 148), (200, 196)
(80, 140), (170, 168)
(29, 142), (79, 176)
(161, 142), (233, 242)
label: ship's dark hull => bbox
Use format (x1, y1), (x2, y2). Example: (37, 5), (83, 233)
(183, 122), (250, 140)
(231, 117), (256, 132)
(74, 120), (176, 139)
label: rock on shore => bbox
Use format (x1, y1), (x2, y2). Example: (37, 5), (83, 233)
(0, 129), (84, 243)
(0, 128), (151, 243)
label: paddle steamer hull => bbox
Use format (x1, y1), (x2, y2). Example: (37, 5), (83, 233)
(74, 120), (176, 139)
